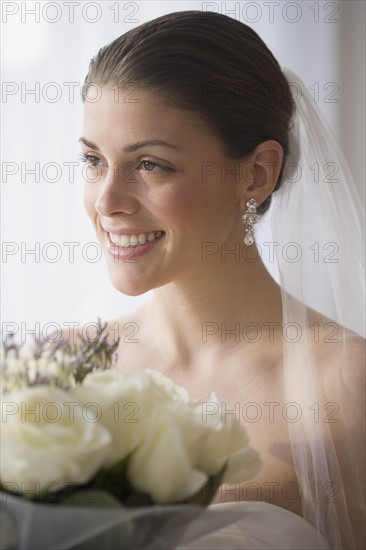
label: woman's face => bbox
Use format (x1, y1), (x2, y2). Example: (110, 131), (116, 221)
(81, 86), (247, 295)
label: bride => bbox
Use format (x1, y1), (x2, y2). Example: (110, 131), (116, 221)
(78, 11), (365, 549)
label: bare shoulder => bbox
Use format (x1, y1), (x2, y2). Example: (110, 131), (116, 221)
(305, 307), (365, 417)
(305, 311), (365, 548)
(306, 306), (365, 364)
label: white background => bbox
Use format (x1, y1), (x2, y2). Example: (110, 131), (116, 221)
(1, 0), (365, 338)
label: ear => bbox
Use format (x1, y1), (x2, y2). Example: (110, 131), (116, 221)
(238, 140), (283, 209)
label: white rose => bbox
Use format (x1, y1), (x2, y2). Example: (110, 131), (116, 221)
(197, 397), (262, 483)
(0, 385), (111, 494)
(143, 369), (189, 402)
(72, 369), (183, 467)
(71, 369), (261, 503)
(127, 402), (208, 503)
(127, 395), (261, 503)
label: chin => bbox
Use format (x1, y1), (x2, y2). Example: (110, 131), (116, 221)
(104, 247), (176, 295)
(108, 265), (177, 296)
(109, 273), (153, 297)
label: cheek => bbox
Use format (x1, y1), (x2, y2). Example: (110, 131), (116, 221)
(147, 183), (197, 225)
(154, 176), (236, 241)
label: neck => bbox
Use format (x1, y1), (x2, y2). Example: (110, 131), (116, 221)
(146, 249), (283, 365)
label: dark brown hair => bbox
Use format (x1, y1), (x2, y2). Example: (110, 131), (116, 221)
(82, 11), (294, 214)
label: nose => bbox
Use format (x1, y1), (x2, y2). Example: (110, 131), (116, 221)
(94, 162), (139, 217)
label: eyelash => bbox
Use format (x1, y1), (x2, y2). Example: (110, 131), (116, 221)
(78, 153), (174, 175)
(78, 153), (102, 168)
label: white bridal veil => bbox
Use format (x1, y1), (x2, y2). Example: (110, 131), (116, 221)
(265, 68), (365, 549)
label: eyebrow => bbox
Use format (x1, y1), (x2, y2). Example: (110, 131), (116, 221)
(78, 137), (184, 152)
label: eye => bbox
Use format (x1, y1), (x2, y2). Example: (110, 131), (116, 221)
(138, 159), (162, 172)
(79, 152), (102, 168)
(137, 159), (175, 174)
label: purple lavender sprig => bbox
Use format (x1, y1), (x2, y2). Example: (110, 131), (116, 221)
(1, 318), (120, 392)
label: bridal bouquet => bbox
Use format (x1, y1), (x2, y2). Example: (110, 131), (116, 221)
(0, 320), (261, 549)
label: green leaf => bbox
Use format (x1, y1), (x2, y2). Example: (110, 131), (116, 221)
(105, 454), (131, 478)
(122, 491), (154, 508)
(184, 463), (228, 506)
(88, 455), (131, 501)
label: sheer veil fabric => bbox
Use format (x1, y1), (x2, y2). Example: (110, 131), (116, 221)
(181, 68), (365, 550)
(266, 68), (365, 549)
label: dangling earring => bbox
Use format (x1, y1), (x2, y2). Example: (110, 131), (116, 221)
(242, 198), (260, 246)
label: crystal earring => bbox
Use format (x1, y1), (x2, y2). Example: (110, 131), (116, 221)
(242, 198), (260, 246)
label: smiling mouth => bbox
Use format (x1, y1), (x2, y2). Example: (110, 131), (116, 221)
(108, 230), (165, 248)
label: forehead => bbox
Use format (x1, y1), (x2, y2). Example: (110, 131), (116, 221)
(82, 86), (211, 148)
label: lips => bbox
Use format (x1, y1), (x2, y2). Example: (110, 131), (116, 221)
(105, 230), (165, 260)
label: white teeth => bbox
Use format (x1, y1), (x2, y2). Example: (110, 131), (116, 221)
(110, 235), (122, 246)
(109, 231), (163, 247)
(119, 235), (130, 247)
